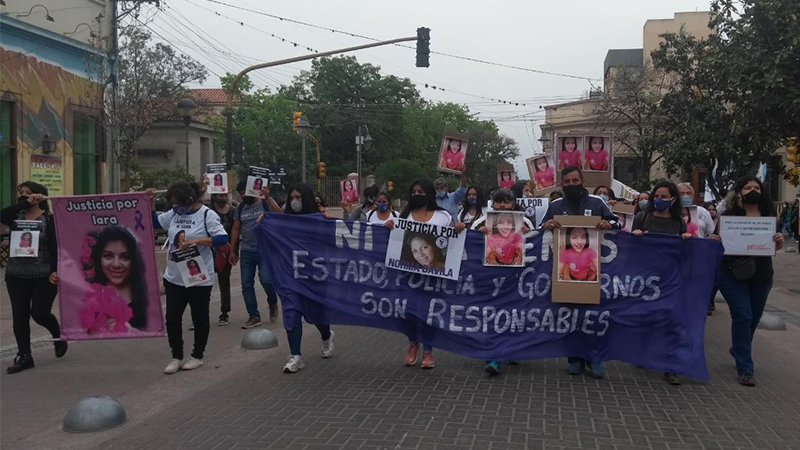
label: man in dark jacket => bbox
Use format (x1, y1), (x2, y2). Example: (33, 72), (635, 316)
(541, 166), (619, 379)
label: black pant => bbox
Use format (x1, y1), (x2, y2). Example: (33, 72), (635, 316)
(6, 277), (60, 355)
(216, 262), (232, 315)
(164, 280), (212, 360)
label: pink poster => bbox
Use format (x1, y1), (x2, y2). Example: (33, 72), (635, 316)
(52, 193), (165, 340)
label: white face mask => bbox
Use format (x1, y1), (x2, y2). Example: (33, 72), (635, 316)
(290, 200), (303, 213)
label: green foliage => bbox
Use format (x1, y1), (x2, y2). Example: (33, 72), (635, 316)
(128, 163), (196, 191)
(375, 159), (437, 199)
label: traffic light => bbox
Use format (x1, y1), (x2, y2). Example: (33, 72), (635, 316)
(291, 111), (303, 132)
(231, 134), (244, 164)
(317, 161), (327, 178)
(416, 27), (430, 68)
(387, 180), (394, 191)
(787, 137), (798, 164)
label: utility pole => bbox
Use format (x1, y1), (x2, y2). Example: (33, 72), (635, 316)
(301, 133), (307, 183)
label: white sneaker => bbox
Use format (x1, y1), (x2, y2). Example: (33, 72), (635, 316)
(283, 355), (305, 373)
(322, 331), (335, 358)
(181, 356), (204, 370)
(164, 358), (183, 374)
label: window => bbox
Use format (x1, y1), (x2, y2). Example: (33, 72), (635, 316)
(0, 100), (15, 209)
(73, 114), (97, 194)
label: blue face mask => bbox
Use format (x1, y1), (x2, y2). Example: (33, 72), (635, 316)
(172, 205), (189, 215)
(436, 190), (448, 199)
(598, 194), (609, 203)
(653, 197), (672, 211)
(680, 196), (693, 207)
(466, 198), (476, 205)
(376, 203), (388, 212)
(638, 199), (650, 209)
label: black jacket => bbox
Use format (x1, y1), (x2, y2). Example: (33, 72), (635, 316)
(540, 189), (620, 229)
(1, 201), (58, 273)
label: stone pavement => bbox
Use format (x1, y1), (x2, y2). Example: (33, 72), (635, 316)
(1, 252), (800, 450)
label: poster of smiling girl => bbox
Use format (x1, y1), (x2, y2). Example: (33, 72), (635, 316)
(51, 192), (164, 340)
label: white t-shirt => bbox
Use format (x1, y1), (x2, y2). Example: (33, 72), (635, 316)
(158, 205), (227, 287)
(367, 209), (398, 225)
(402, 209), (453, 227)
(694, 206), (716, 238)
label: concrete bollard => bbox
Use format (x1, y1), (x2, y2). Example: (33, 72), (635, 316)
(758, 313), (786, 331)
(63, 396), (126, 433)
(241, 328), (279, 350)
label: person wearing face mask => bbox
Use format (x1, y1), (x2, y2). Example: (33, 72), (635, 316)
(367, 191), (398, 225)
(280, 183), (336, 374)
(386, 179), (464, 369)
(541, 166), (619, 379)
(347, 185), (380, 222)
(1, 181), (68, 374)
(434, 167), (468, 218)
(716, 176), (783, 387)
(209, 193), (235, 326)
(457, 186), (485, 229)
(147, 182), (228, 374)
(592, 186), (617, 206)
(677, 183), (715, 238)
(634, 192), (651, 216)
(229, 179), (282, 330)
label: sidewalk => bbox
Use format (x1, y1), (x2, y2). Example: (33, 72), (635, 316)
(1, 252), (800, 450)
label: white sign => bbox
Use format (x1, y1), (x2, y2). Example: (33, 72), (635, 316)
(486, 198), (549, 227)
(206, 164), (228, 194)
(385, 218), (466, 281)
(171, 245), (208, 287)
(10, 220), (41, 258)
(720, 216), (776, 256)
(245, 166), (269, 198)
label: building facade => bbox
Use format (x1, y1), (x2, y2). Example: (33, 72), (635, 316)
(0, 0), (116, 208)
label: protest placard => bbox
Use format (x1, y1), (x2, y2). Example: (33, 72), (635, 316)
(720, 216), (777, 256)
(245, 166), (269, 198)
(385, 218), (466, 280)
(205, 163), (228, 194)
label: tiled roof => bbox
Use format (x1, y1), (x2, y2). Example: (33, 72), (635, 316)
(190, 88), (239, 104)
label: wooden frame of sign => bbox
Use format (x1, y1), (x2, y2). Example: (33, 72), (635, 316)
(554, 131), (613, 189)
(551, 215), (602, 305)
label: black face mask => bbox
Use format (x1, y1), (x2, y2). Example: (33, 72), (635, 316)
(742, 191), (761, 205)
(17, 196), (35, 209)
(243, 197), (257, 205)
(563, 185), (584, 201)
(409, 195), (428, 209)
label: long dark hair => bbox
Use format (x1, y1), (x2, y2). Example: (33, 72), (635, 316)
(459, 186), (485, 223)
(165, 182), (196, 207)
(492, 188), (526, 213)
(647, 181), (682, 221)
(89, 226), (148, 330)
(510, 180), (529, 200)
(17, 181), (50, 212)
(725, 176), (775, 217)
(400, 179), (443, 218)
(400, 232), (445, 268)
(284, 183), (318, 215)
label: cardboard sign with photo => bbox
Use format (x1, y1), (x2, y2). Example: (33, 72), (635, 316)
(205, 163), (228, 194)
(385, 218), (466, 281)
(557, 136), (583, 170)
(612, 203), (636, 233)
(583, 136), (611, 172)
(172, 245), (208, 287)
(437, 134), (469, 174)
(340, 178), (360, 205)
(484, 211), (525, 267)
(527, 154), (556, 193)
(245, 166), (269, 198)
(557, 226), (600, 284)
(497, 168), (516, 190)
(10, 220), (41, 258)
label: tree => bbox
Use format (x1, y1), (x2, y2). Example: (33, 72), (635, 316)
(108, 27), (207, 189)
(595, 66), (667, 191)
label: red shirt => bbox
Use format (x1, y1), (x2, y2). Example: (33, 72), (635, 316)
(584, 149), (609, 170)
(442, 150), (464, 170)
(487, 233), (523, 265)
(498, 178), (515, 189)
(560, 247), (597, 280)
(534, 167), (555, 187)
(559, 149), (581, 168)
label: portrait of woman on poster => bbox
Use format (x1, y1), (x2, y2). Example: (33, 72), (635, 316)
(252, 178), (263, 192)
(401, 233), (445, 269)
(341, 179), (360, 205)
(532, 155), (555, 189)
(187, 259), (202, 276)
(485, 212), (524, 266)
(498, 171), (515, 190)
(558, 137), (582, 170)
(558, 227), (598, 282)
(584, 136), (609, 171)
(439, 137), (466, 172)
(19, 231), (32, 248)
(85, 226), (149, 331)
(213, 174), (224, 187)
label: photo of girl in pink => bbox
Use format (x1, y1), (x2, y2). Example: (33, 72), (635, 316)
(438, 136), (467, 173)
(484, 212), (524, 266)
(340, 179), (360, 205)
(583, 136), (610, 171)
(558, 137), (582, 170)
(187, 259), (202, 276)
(497, 171), (515, 190)
(558, 227), (599, 282)
(19, 231), (32, 248)
(252, 178), (263, 191)
(78, 226), (149, 334)
(213, 173), (224, 187)
(529, 154), (555, 190)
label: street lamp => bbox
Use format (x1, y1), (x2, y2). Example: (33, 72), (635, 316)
(296, 117), (312, 183)
(177, 98), (197, 175)
(356, 125), (372, 200)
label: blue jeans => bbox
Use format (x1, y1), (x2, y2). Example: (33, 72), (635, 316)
(717, 270), (772, 375)
(286, 314), (331, 356)
(239, 249), (277, 318)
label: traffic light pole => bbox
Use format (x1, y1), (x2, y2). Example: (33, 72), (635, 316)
(225, 35), (420, 170)
(301, 133), (307, 183)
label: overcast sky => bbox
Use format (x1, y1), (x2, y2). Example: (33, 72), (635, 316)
(137, 0), (711, 174)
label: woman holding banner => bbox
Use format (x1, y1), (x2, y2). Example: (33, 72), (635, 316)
(386, 179), (462, 370)
(367, 191), (398, 225)
(716, 176), (783, 387)
(277, 183), (336, 373)
(147, 182), (228, 374)
(1, 181), (68, 374)
(457, 186), (485, 229)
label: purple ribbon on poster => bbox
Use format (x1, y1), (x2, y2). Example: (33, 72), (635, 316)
(134, 209), (145, 231)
